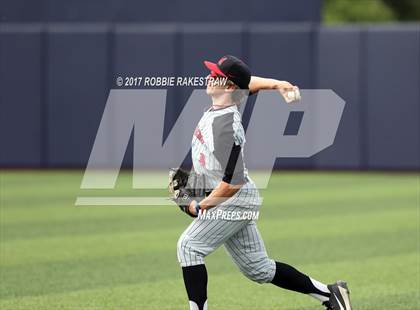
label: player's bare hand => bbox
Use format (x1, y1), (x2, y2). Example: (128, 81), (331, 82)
(278, 84), (301, 103)
(276, 80), (294, 89)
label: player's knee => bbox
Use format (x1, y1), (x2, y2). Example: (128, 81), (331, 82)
(177, 234), (205, 267)
(240, 257), (276, 284)
(176, 234), (188, 263)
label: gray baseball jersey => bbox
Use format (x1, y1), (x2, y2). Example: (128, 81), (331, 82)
(177, 104), (276, 285)
(191, 104), (260, 208)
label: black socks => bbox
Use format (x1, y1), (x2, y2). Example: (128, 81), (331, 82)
(182, 264), (208, 310)
(271, 262), (331, 298)
(182, 262), (331, 309)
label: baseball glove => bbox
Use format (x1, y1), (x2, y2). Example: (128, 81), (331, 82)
(168, 168), (207, 217)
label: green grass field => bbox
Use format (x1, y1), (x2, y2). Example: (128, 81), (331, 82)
(0, 171), (419, 310)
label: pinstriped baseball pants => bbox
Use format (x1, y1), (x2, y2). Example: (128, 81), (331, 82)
(177, 208), (276, 284)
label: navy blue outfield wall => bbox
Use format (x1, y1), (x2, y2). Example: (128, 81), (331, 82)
(0, 0), (321, 23)
(0, 23), (419, 170)
(0, 25), (43, 166)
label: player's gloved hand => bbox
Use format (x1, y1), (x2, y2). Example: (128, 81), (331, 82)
(168, 168), (206, 218)
(174, 187), (197, 218)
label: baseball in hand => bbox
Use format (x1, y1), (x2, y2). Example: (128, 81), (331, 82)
(284, 88), (301, 103)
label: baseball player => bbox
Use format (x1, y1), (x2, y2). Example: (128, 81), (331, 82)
(172, 55), (352, 310)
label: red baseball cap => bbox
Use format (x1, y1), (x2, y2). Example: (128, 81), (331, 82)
(204, 55), (251, 89)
